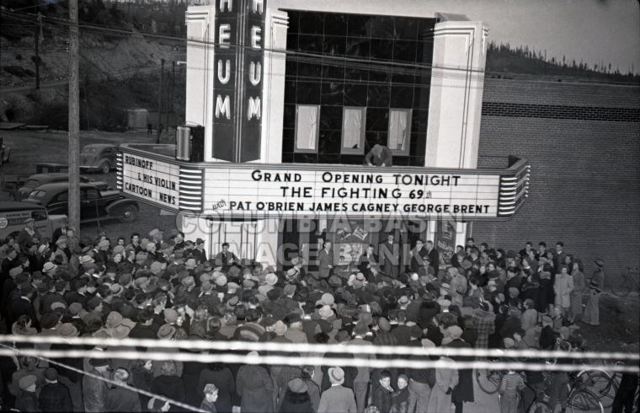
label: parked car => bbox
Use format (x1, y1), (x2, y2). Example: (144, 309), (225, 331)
(36, 163), (69, 174)
(80, 144), (118, 174)
(0, 138), (11, 166)
(23, 182), (139, 223)
(0, 201), (66, 240)
(15, 173), (110, 201)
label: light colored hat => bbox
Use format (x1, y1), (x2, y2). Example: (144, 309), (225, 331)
(19, 375), (37, 391)
(56, 323), (79, 338)
(42, 262), (57, 273)
(319, 305), (333, 319)
(110, 325), (131, 339)
(273, 320), (287, 336)
(328, 367), (345, 384)
(79, 255), (94, 265)
(157, 324), (177, 340)
(265, 273), (278, 286)
(215, 275), (228, 287)
(321, 293), (334, 306)
(149, 228), (163, 237)
(106, 311), (123, 329)
(447, 325), (463, 340)
(9, 263), (23, 277)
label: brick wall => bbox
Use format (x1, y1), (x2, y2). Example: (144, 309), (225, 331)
(473, 78), (640, 278)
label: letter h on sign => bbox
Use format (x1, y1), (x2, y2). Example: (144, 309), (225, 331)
(212, 0), (266, 163)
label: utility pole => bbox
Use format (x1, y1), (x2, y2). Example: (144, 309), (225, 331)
(165, 60), (175, 141)
(156, 58), (164, 144)
(34, 13), (42, 89)
(68, 0), (81, 237)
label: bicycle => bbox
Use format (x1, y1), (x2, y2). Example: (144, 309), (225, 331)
(576, 364), (619, 409)
(609, 266), (640, 297)
(475, 365), (503, 394)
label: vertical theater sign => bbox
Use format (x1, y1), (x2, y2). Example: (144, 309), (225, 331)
(213, 0), (265, 162)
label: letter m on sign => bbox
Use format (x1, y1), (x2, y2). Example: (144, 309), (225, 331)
(247, 97), (261, 120)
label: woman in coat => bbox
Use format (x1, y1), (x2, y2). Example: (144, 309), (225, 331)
(569, 260), (586, 323)
(553, 265), (574, 318)
(426, 357), (458, 413)
(583, 259), (605, 326)
(444, 326), (475, 412)
(236, 354), (275, 413)
(279, 378), (314, 413)
(150, 361), (186, 412)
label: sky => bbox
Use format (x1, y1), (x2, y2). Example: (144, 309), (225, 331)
(273, 0), (640, 73)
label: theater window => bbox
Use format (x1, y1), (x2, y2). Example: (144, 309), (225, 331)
(295, 105), (320, 152)
(341, 107), (366, 154)
(388, 108), (411, 155)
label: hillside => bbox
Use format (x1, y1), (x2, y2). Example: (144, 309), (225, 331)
(486, 42), (640, 84)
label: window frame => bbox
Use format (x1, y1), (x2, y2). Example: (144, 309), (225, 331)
(387, 108), (412, 156)
(341, 106), (366, 155)
(294, 104), (321, 153)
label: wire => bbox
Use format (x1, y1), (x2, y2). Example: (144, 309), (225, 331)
(0, 347), (637, 373)
(1, 335), (638, 362)
(0, 342), (208, 413)
(8, 8), (635, 86)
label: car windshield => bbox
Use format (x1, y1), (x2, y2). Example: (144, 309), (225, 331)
(82, 147), (98, 154)
(30, 190), (46, 198)
(25, 179), (40, 188)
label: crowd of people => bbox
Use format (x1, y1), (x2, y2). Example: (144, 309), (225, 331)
(0, 218), (628, 413)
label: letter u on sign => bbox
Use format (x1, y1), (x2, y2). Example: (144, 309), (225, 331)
(249, 62), (261, 85)
(218, 59), (231, 84)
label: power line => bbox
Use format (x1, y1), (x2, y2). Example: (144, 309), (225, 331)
(4, 10), (637, 88)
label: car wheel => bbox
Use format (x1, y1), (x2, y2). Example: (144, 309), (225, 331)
(119, 205), (138, 223)
(100, 162), (110, 174)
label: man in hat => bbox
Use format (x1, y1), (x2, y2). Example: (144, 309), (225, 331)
(214, 242), (239, 272)
(317, 367), (357, 413)
(379, 234), (401, 279)
(105, 368), (142, 412)
(191, 238), (207, 263)
(38, 367), (73, 412)
(84, 358), (111, 412)
(15, 374), (39, 412)
(16, 218), (40, 250)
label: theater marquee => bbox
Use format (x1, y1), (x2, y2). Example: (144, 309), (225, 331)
(117, 145), (530, 220)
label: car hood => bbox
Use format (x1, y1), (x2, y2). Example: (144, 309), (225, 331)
(22, 198), (42, 205)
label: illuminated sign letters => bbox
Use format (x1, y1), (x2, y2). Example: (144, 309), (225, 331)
(212, 0), (266, 162)
(121, 155), (180, 211)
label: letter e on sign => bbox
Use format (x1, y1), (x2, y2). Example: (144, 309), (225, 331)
(219, 24), (231, 48)
(250, 27), (262, 49)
